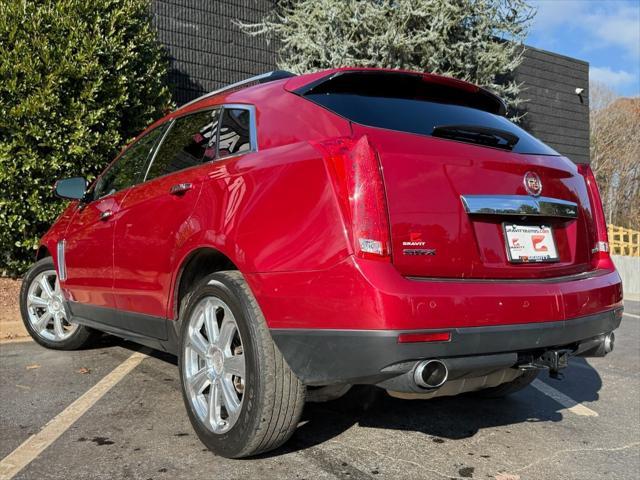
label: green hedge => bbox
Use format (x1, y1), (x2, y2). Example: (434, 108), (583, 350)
(0, 0), (173, 275)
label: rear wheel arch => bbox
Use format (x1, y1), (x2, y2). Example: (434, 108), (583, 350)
(172, 247), (238, 320)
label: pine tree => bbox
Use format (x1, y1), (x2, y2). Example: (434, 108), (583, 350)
(237, 0), (534, 115)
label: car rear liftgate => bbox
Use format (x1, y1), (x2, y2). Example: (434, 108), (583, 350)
(297, 70), (599, 279)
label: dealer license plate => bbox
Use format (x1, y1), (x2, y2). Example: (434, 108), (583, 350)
(503, 224), (559, 263)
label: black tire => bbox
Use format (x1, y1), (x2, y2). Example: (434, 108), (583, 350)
(178, 271), (306, 458)
(20, 257), (98, 350)
(474, 369), (539, 398)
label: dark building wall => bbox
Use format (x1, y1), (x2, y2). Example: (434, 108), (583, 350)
(151, 1), (590, 163)
(515, 46), (590, 163)
(152, 0), (278, 105)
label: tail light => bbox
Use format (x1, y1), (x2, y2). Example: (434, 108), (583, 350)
(577, 164), (614, 270)
(312, 135), (391, 261)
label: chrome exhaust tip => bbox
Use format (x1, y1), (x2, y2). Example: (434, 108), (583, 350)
(414, 359), (448, 389)
(603, 331), (615, 354)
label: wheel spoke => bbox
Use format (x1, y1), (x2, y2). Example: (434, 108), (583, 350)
(217, 316), (236, 351)
(35, 311), (53, 332)
(209, 379), (223, 428)
(53, 313), (65, 338)
(188, 367), (210, 395)
(225, 354), (245, 378)
(188, 329), (209, 359)
(219, 377), (241, 421)
(54, 277), (61, 294)
(39, 276), (54, 299)
(184, 295), (244, 434)
(204, 301), (219, 343)
(28, 294), (48, 308)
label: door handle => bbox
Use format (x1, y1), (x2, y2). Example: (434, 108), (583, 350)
(170, 183), (194, 195)
(100, 210), (113, 221)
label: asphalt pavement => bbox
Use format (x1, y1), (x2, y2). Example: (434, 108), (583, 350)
(1, 301), (638, 480)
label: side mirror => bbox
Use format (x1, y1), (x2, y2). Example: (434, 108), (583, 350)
(54, 177), (88, 200)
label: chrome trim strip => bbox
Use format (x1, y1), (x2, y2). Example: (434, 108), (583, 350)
(460, 195), (578, 219)
(181, 71), (293, 109)
(57, 240), (66, 280)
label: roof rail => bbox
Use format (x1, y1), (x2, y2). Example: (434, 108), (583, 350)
(181, 70), (296, 108)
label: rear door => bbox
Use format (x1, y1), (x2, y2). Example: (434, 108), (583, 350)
(300, 71), (594, 279)
(112, 108), (220, 325)
(63, 126), (166, 308)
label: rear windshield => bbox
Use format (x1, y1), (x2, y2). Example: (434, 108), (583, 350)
(302, 73), (558, 156)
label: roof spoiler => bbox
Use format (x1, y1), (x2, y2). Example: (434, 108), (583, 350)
(181, 70), (296, 108)
(286, 68), (507, 116)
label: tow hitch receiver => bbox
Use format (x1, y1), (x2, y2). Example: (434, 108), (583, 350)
(520, 349), (571, 379)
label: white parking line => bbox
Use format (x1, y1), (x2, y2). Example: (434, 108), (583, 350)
(0, 350), (148, 480)
(623, 312), (640, 319)
(531, 379), (598, 417)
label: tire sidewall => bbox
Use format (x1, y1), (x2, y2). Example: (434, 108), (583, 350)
(178, 274), (267, 458)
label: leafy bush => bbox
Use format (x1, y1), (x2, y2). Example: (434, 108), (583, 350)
(0, 0), (173, 275)
(238, 0), (534, 115)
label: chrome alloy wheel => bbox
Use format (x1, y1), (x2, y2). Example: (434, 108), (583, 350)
(184, 296), (246, 434)
(26, 269), (77, 341)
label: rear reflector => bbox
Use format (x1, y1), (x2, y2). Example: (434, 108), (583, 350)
(577, 164), (614, 270)
(312, 135), (391, 261)
(397, 332), (451, 344)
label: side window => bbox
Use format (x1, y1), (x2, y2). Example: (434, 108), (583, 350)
(145, 109), (218, 181)
(218, 108), (252, 157)
(94, 125), (166, 199)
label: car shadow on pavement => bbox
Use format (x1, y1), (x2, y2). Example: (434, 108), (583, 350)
(88, 334), (178, 365)
(110, 335), (603, 457)
(274, 360), (603, 456)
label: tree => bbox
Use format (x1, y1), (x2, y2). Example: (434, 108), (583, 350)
(589, 81), (640, 229)
(237, 0), (535, 115)
(0, 0), (173, 275)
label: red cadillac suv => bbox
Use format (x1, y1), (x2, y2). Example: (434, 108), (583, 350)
(20, 68), (623, 458)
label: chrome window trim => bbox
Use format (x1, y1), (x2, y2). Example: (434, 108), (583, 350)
(460, 195), (578, 219)
(216, 104), (258, 161)
(180, 71), (293, 109)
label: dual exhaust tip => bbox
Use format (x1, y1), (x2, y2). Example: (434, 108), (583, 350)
(413, 359), (448, 389)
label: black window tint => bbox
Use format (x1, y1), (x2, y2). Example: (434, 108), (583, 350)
(94, 126), (165, 199)
(218, 108), (251, 157)
(146, 110), (218, 180)
(303, 73), (558, 155)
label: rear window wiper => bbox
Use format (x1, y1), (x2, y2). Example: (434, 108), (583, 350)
(432, 124), (519, 150)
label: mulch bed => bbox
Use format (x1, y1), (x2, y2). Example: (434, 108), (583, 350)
(0, 277), (28, 340)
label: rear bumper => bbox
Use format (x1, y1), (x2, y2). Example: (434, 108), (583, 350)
(271, 308), (623, 385)
(247, 256), (623, 331)
(246, 255), (623, 385)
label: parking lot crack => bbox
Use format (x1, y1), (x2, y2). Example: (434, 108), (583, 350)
(514, 442), (640, 473)
(328, 440), (463, 479)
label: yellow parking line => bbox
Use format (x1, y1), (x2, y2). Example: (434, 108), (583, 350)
(0, 350), (148, 480)
(531, 379), (598, 417)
